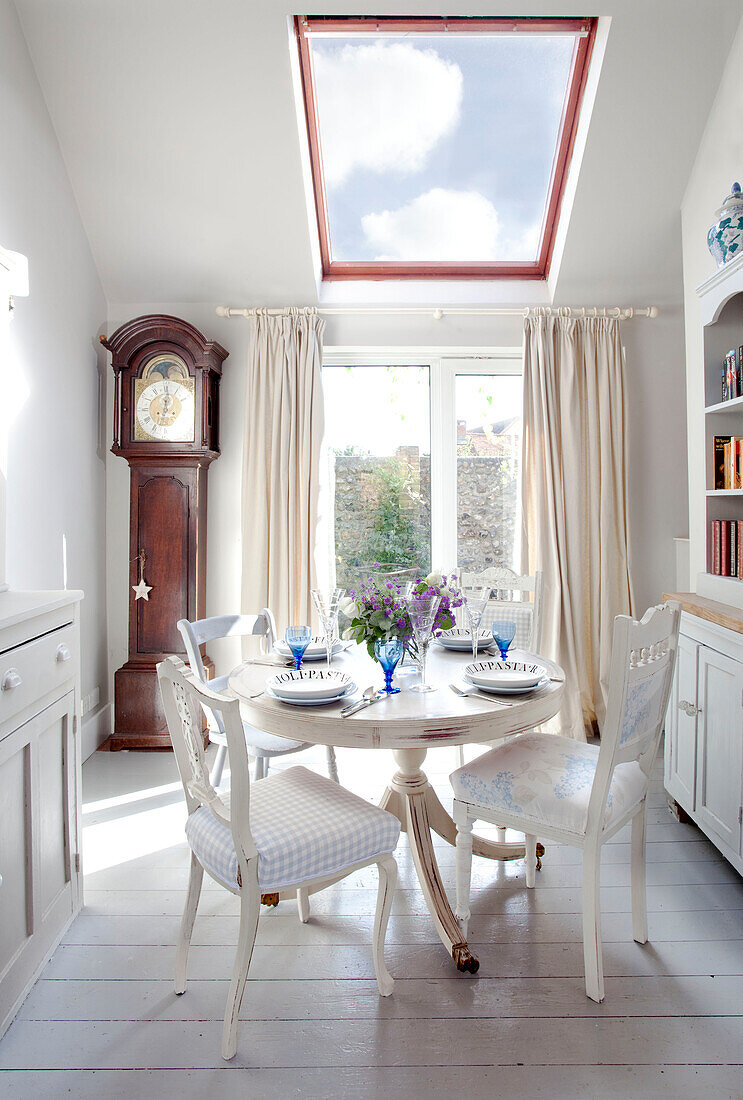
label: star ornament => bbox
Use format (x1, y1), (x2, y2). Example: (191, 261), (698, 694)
(132, 578), (152, 601)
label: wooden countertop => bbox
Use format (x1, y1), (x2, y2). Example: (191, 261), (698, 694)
(663, 591), (743, 635)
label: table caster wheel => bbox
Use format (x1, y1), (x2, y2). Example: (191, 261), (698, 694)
(452, 943), (480, 974)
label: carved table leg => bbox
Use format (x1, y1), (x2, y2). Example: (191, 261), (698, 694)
(384, 748), (479, 974)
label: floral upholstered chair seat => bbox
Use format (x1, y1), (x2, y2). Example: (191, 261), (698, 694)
(450, 732), (647, 836)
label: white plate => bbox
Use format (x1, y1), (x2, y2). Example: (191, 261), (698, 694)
(275, 637), (343, 661)
(266, 683), (356, 707)
(469, 677), (550, 696)
(464, 658), (546, 691)
(436, 628), (493, 652)
(268, 668), (353, 701)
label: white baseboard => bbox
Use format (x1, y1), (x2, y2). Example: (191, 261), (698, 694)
(81, 701), (112, 760)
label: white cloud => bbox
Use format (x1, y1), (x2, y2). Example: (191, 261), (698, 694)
(312, 42), (462, 187)
(361, 188), (541, 262)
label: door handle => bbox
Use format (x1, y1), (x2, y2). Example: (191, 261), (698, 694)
(678, 699), (700, 717)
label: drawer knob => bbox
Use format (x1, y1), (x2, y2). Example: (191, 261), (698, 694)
(678, 699), (700, 717)
(1, 668), (22, 692)
(56, 644), (72, 663)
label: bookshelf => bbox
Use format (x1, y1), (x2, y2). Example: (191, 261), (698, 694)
(698, 250), (743, 605)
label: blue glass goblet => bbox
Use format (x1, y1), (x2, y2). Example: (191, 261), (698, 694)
(491, 619), (516, 663)
(285, 625), (311, 671)
(374, 637), (403, 695)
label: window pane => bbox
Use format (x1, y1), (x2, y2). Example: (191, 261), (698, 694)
(322, 366), (432, 589)
(456, 373), (522, 571)
(297, 17), (596, 275)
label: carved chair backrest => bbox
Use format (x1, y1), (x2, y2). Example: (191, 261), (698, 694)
(158, 656), (257, 871)
(459, 566), (543, 651)
(585, 602), (680, 841)
(177, 611), (276, 735)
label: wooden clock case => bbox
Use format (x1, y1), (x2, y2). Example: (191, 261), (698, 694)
(103, 315), (228, 749)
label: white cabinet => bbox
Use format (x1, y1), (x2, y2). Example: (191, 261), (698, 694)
(696, 645), (743, 852)
(665, 609), (743, 874)
(0, 590), (83, 1039)
(666, 631), (698, 810)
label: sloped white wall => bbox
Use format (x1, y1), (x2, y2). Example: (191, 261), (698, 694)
(0, 0), (109, 752)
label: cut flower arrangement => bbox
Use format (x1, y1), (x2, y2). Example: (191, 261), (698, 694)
(340, 571), (463, 660)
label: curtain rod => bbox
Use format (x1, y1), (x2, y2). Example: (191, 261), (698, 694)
(216, 305), (659, 321)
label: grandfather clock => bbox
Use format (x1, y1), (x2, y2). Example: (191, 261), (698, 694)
(103, 315), (228, 749)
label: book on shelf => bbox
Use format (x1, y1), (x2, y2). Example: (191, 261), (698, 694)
(720, 347), (743, 401)
(714, 436), (743, 489)
(709, 518), (743, 578)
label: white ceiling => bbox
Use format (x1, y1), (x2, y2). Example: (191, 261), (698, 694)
(14, 0), (743, 307)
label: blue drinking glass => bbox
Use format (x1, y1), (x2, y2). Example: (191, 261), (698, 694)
(374, 637), (404, 694)
(285, 625), (311, 671)
(491, 619), (516, 662)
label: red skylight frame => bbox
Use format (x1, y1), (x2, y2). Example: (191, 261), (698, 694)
(295, 15), (597, 280)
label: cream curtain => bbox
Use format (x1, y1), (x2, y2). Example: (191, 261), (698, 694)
(521, 313), (633, 741)
(241, 309), (325, 634)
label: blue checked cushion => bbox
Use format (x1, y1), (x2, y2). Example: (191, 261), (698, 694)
(450, 733), (647, 835)
(481, 605), (533, 650)
(185, 765), (400, 891)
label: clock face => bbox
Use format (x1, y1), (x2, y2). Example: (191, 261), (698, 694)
(133, 354), (195, 442)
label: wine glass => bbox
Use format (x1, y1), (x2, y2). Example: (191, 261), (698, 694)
(405, 591), (441, 693)
(374, 637), (403, 695)
(462, 586), (490, 664)
(285, 625), (311, 671)
(311, 587), (345, 666)
(491, 619), (516, 663)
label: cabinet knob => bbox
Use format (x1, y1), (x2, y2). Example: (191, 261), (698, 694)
(56, 644), (72, 663)
(678, 699), (700, 717)
(1, 668), (22, 692)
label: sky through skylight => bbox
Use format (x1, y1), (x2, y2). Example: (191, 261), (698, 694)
(310, 30), (577, 264)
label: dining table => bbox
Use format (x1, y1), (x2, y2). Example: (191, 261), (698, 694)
(228, 643), (565, 974)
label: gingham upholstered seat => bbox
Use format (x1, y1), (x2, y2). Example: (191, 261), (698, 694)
(450, 732), (647, 837)
(482, 606), (533, 651)
(186, 765), (401, 891)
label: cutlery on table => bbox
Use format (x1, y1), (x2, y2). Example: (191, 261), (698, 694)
(341, 685), (386, 717)
(449, 683), (517, 705)
(244, 657), (293, 668)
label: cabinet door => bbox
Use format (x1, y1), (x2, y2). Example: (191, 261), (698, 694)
(695, 645), (743, 854)
(665, 633), (698, 810)
(0, 692), (78, 1032)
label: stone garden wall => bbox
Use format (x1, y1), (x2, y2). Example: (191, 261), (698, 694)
(331, 450), (516, 588)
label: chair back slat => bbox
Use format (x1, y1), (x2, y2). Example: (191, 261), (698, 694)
(585, 602), (680, 839)
(177, 610), (276, 735)
(158, 656), (258, 865)
(459, 566), (543, 651)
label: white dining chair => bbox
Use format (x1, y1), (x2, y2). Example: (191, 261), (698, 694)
(450, 601), (680, 1002)
(158, 656), (400, 1060)
(456, 565), (544, 777)
(178, 612), (339, 787)
(459, 565), (543, 653)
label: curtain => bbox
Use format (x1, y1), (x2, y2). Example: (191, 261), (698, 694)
(521, 313), (633, 741)
(241, 309), (325, 634)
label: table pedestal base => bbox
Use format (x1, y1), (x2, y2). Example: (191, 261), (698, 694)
(379, 748), (540, 974)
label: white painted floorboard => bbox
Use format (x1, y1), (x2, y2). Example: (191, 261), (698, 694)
(1, 741), (742, 1098)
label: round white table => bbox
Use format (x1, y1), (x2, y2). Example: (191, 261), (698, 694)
(229, 644), (564, 974)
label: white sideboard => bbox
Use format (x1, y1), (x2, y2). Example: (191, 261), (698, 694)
(0, 588), (83, 1038)
(664, 594), (743, 875)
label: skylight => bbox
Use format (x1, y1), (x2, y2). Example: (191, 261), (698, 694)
(295, 16), (596, 280)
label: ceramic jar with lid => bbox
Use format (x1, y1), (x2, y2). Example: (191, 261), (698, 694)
(708, 182), (743, 267)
